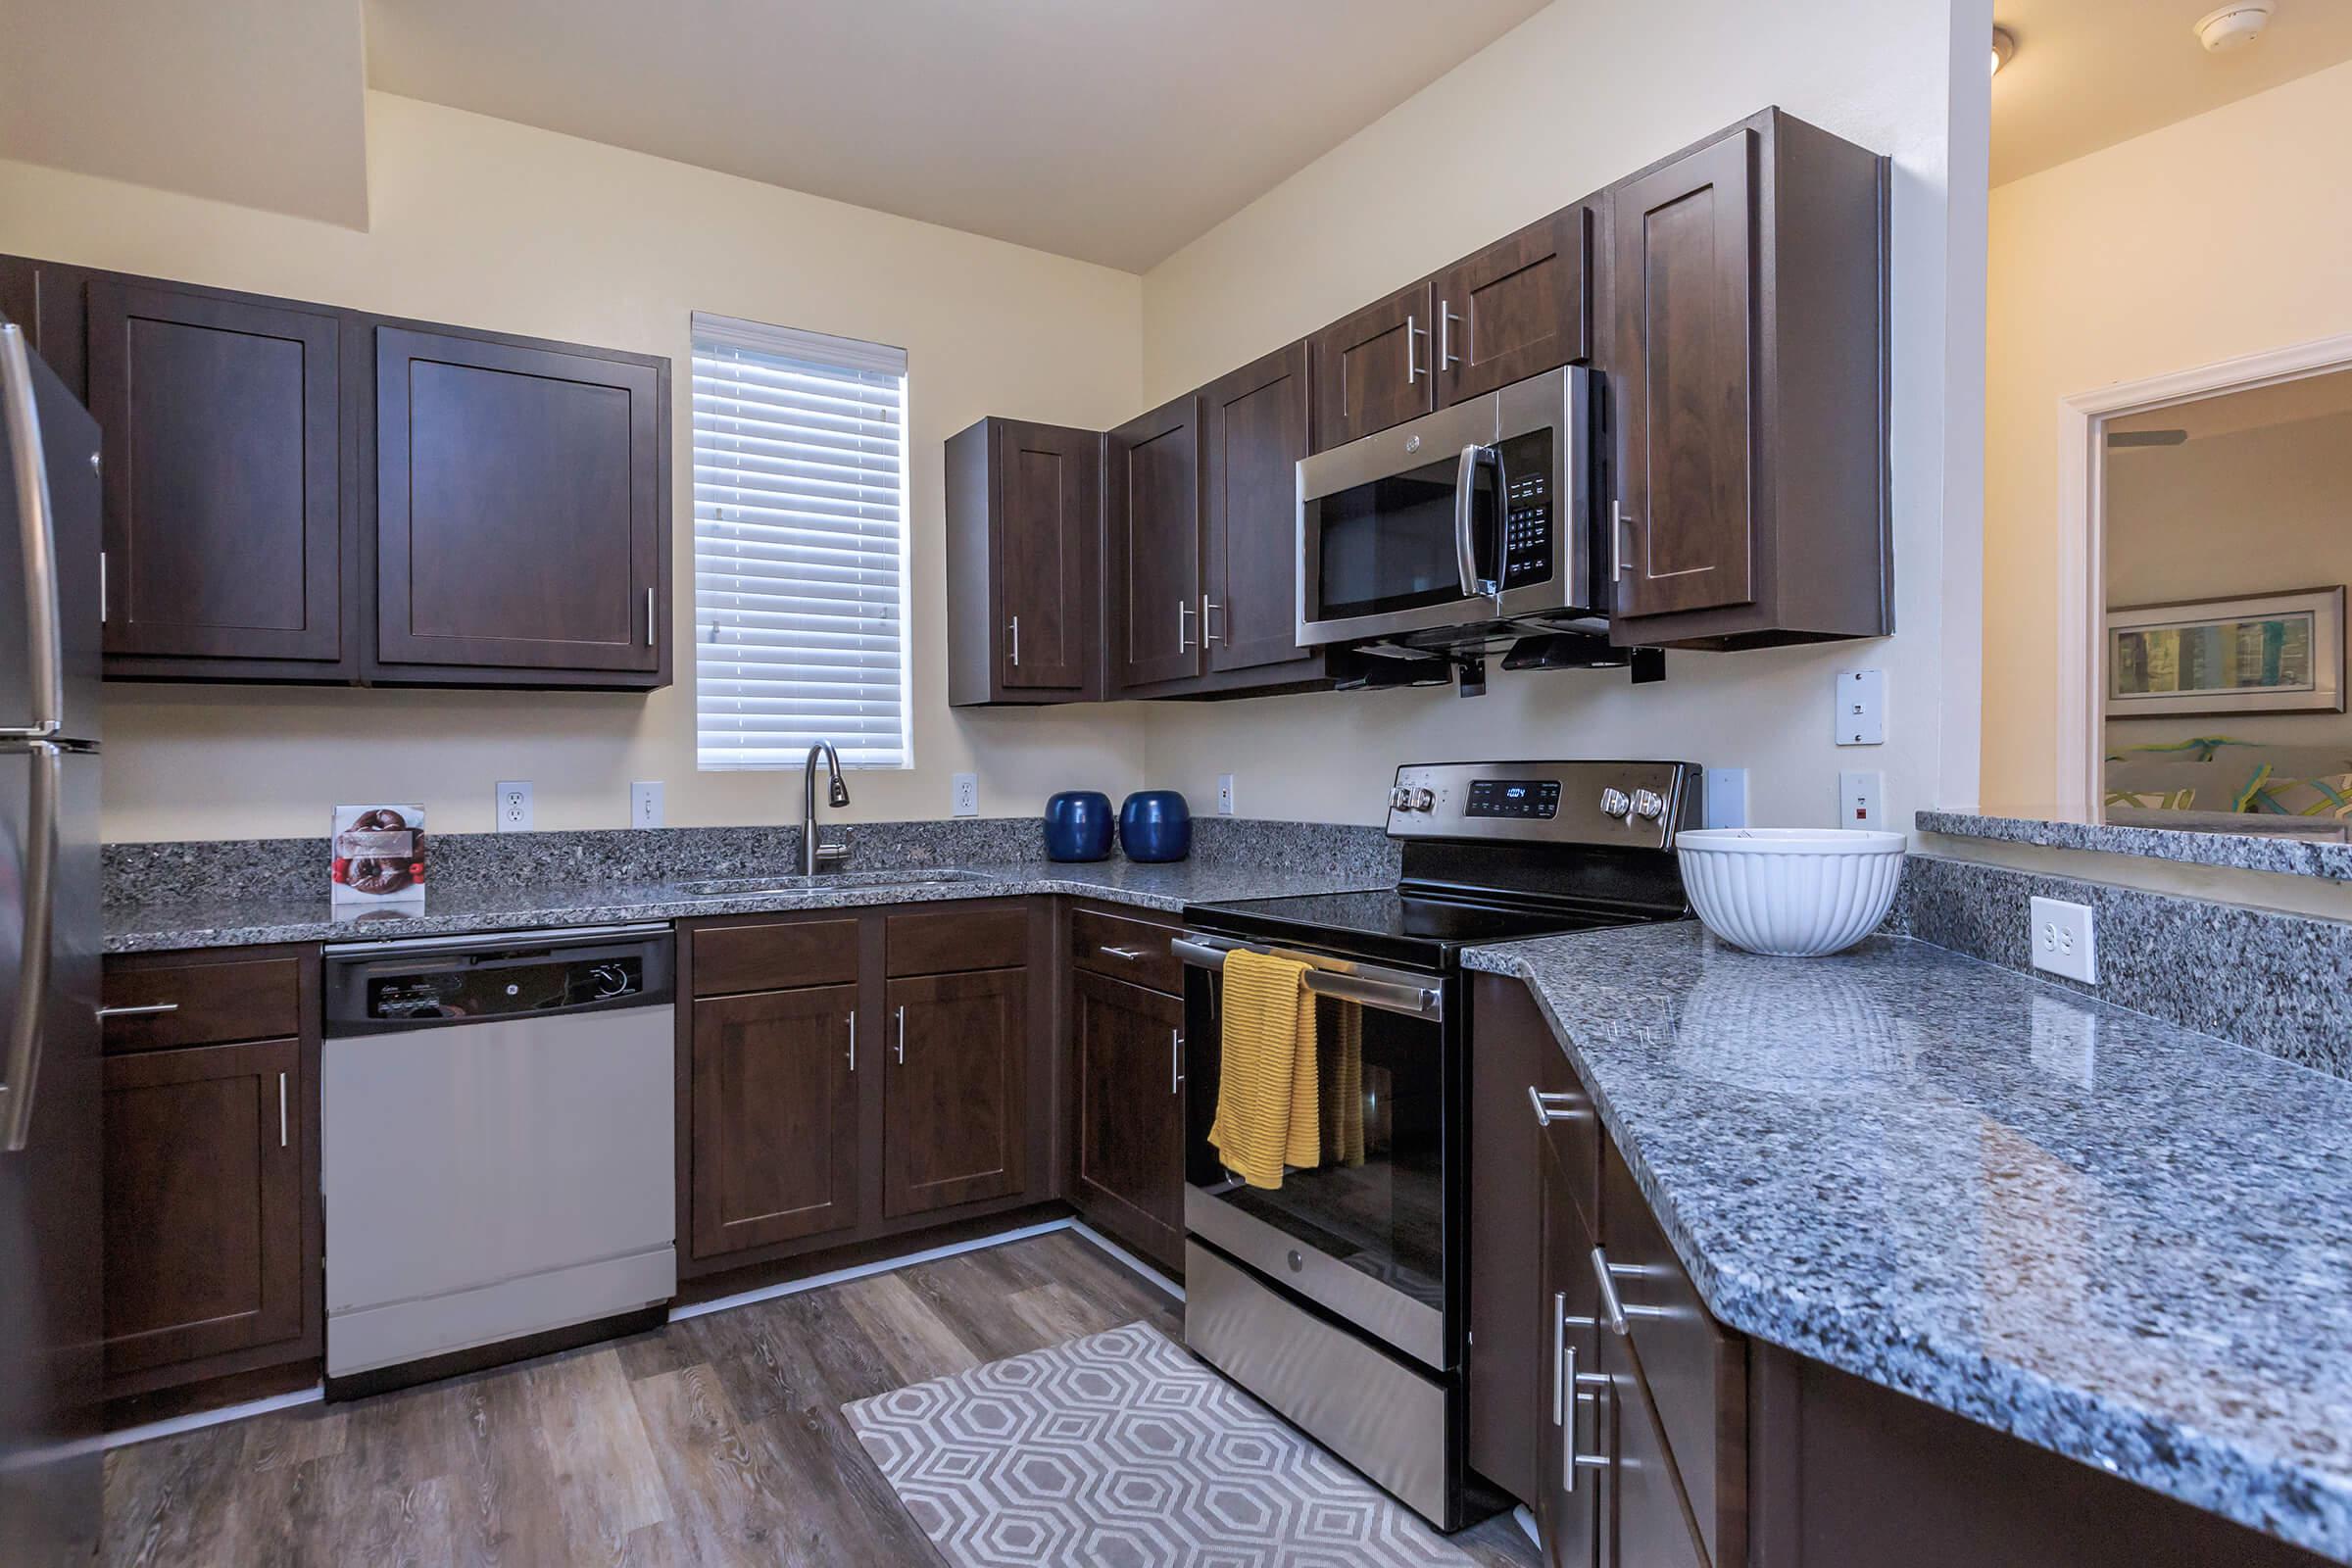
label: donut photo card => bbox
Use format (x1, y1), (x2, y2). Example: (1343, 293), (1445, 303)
(331, 804), (427, 907)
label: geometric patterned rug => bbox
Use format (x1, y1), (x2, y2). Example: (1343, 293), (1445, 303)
(845, 1321), (1474, 1567)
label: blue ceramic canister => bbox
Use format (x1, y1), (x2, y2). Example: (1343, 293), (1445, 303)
(1118, 790), (1192, 862)
(1043, 791), (1115, 862)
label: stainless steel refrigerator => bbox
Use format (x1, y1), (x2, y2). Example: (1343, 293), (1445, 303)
(0, 320), (105, 1561)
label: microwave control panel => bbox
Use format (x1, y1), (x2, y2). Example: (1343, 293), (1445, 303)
(1496, 428), (1555, 589)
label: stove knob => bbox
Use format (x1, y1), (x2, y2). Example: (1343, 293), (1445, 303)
(1390, 785), (1413, 811)
(1410, 787), (1436, 811)
(1632, 788), (1667, 821)
(1599, 787), (1633, 819)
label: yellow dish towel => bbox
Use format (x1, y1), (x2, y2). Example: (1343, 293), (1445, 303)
(1208, 950), (1319, 1189)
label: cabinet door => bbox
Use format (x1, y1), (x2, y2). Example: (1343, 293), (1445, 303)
(883, 968), (1027, 1218)
(1201, 341), (1314, 677)
(1434, 206), (1592, 406)
(1599, 1331), (1708, 1568)
(0, 253), (92, 398)
(1105, 395), (1203, 691)
(1537, 1130), (1603, 1568)
(1309, 279), (1434, 451)
(102, 1039), (303, 1378)
(374, 325), (662, 674)
(86, 280), (346, 666)
(997, 421), (1100, 693)
(1070, 971), (1184, 1269)
(689, 984), (860, 1258)
(1610, 129), (1756, 620)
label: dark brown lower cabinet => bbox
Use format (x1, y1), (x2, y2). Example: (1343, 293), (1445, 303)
(1069, 970), (1184, 1270)
(689, 983), (861, 1257)
(102, 1039), (305, 1380)
(1597, 1331), (1707, 1568)
(1537, 1122), (1603, 1568)
(883, 968), (1028, 1218)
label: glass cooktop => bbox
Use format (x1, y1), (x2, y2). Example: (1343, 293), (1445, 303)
(1181, 887), (1653, 970)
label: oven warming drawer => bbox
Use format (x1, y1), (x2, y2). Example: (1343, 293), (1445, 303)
(1186, 1185), (1446, 1368)
(1185, 1240), (1457, 1529)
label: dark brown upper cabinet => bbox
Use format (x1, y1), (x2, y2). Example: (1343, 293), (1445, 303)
(1309, 278), (1435, 452)
(1201, 341), (1321, 684)
(371, 324), (667, 686)
(1607, 109), (1889, 649)
(946, 416), (1102, 705)
(1433, 205), (1592, 407)
(85, 278), (355, 680)
(1104, 394), (1204, 690)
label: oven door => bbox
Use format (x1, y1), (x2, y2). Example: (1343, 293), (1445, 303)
(1174, 934), (1460, 1372)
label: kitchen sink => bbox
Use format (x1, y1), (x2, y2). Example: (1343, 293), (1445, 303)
(676, 868), (1002, 899)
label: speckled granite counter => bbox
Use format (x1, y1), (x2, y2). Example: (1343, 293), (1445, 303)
(1919, 807), (2352, 881)
(104, 858), (1389, 953)
(1463, 922), (2352, 1563)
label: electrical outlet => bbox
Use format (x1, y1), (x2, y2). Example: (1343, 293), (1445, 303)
(1217, 773), (1236, 815)
(1838, 769), (1883, 828)
(952, 773), (979, 817)
(2030, 896), (2097, 984)
(629, 780), (663, 829)
(495, 781), (533, 833)
(1835, 668), (1886, 746)
(1703, 767), (1748, 829)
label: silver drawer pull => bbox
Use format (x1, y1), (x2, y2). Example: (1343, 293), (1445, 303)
(97, 1002), (179, 1020)
(846, 1010), (858, 1072)
(1590, 1245), (1671, 1334)
(1528, 1086), (1584, 1127)
(1171, 1029), (1185, 1095)
(1099, 945), (1150, 961)
(894, 1004), (906, 1064)
(277, 1071), (288, 1150)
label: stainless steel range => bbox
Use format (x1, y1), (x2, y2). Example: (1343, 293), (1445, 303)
(1176, 760), (1697, 1530)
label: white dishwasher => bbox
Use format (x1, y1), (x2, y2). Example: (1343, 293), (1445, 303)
(320, 924), (676, 1396)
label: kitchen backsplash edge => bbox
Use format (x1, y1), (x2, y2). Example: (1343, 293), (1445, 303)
(102, 815), (1401, 910)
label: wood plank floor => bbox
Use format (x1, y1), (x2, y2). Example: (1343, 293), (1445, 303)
(102, 1229), (1540, 1566)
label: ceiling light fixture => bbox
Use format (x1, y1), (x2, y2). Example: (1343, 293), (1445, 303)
(2194, 1), (2276, 52)
(1990, 24), (2017, 75)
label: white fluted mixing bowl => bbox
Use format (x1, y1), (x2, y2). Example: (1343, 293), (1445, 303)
(1675, 828), (1906, 956)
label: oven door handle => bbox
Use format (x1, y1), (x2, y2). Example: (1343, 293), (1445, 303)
(1172, 935), (1444, 1022)
(1452, 443), (1503, 601)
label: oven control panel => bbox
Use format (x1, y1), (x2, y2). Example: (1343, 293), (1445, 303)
(1386, 760), (1697, 847)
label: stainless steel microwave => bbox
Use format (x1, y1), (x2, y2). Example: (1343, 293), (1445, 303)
(1296, 366), (1595, 649)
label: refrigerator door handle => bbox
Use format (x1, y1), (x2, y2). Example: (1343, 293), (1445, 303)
(0, 324), (65, 742)
(1, 740), (61, 1152)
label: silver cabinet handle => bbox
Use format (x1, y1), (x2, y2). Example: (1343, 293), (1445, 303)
(1200, 594), (1221, 646)
(1552, 1290), (1569, 1425)
(894, 1004), (906, 1064)
(1177, 597), (1196, 652)
(1098, 945), (1149, 962)
(98, 550), (108, 625)
(97, 1002), (180, 1020)
(1613, 501), (1636, 581)
(277, 1071), (289, 1150)
(1554, 1291), (1611, 1493)
(846, 1010), (858, 1072)
(1171, 1029), (1184, 1095)
(1006, 614), (1020, 668)
(1404, 313), (1427, 383)
(1440, 301), (1462, 369)
(1, 742), (60, 1152)
(1590, 1245), (1669, 1334)
(646, 587), (657, 647)
(0, 324), (64, 741)
(1528, 1085), (1584, 1127)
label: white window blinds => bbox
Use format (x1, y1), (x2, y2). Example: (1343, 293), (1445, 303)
(693, 312), (910, 769)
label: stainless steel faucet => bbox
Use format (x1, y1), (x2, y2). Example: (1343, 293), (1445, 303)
(801, 742), (851, 876)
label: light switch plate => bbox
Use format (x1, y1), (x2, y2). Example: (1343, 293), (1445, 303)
(1838, 769), (1883, 828)
(1703, 767), (1747, 829)
(629, 780), (663, 829)
(2030, 896), (2098, 984)
(1217, 773), (1237, 815)
(951, 773), (979, 817)
(1835, 668), (1886, 746)
(496, 781), (533, 833)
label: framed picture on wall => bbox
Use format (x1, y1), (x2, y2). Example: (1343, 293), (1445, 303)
(2107, 586), (2346, 717)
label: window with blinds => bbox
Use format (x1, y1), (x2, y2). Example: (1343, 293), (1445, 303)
(692, 313), (910, 769)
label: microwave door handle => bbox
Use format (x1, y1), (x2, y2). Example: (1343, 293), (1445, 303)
(1452, 443), (1502, 600)
(0, 324), (64, 742)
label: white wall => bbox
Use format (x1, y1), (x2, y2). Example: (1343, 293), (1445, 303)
(0, 93), (1148, 840)
(1136, 0), (1988, 828)
(1983, 58), (2352, 808)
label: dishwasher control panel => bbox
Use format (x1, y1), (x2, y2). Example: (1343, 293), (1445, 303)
(325, 928), (675, 1034)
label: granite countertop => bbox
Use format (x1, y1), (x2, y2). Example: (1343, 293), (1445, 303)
(1463, 922), (2352, 1562)
(1919, 807), (2352, 881)
(103, 858), (1386, 953)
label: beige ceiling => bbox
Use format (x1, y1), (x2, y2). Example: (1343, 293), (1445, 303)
(0, 0), (369, 227)
(1992, 0), (2352, 186)
(361, 0), (1550, 271)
